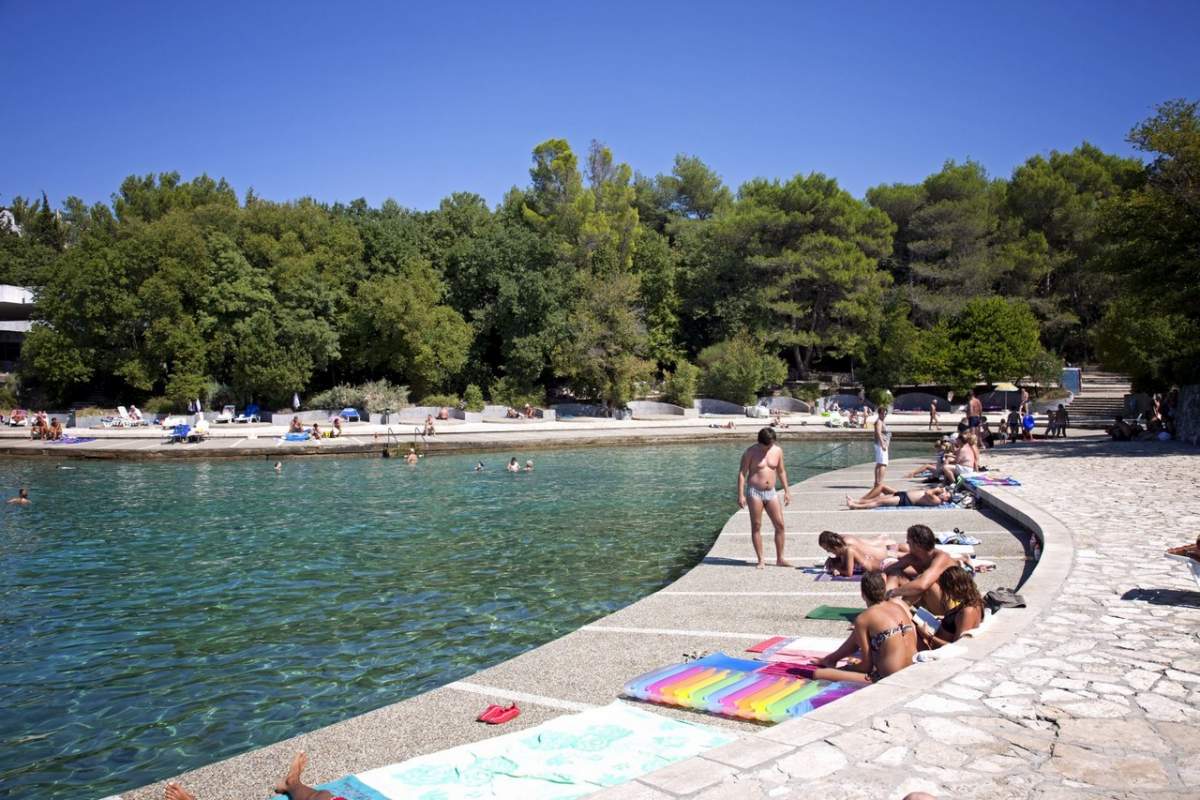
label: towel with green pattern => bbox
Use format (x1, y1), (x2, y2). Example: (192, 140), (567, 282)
(805, 605), (863, 622)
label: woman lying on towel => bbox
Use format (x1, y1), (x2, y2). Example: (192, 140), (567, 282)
(818, 530), (909, 576)
(165, 751), (340, 800)
(812, 572), (917, 684)
(845, 485), (951, 510)
(917, 567), (984, 649)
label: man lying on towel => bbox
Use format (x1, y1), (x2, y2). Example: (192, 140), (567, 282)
(883, 524), (959, 614)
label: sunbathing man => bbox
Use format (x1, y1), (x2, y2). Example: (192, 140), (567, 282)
(845, 486), (951, 510)
(818, 530), (909, 576)
(883, 524), (959, 614)
(164, 751), (336, 800)
(7, 488), (30, 505)
(917, 567), (984, 648)
(289, 416), (304, 433)
(812, 572), (917, 684)
(1167, 534), (1200, 563)
(737, 427), (793, 568)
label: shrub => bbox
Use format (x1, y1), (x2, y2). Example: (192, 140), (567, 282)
(419, 393), (461, 408)
(308, 381), (409, 414)
(867, 388), (894, 408)
(142, 396), (177, 415)
(0, 386), (18, 410)
(462, 384), (485, 412)
(490, 376), (545, 409)
(698, 337), (789, 405)
(1039, 387), (1072, 401)
(74, 406), (114, 418)
(662, 360), (699, 408)
(787, 382), (821, 403)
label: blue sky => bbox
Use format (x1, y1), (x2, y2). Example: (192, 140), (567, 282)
(2, 1), (1198, 210)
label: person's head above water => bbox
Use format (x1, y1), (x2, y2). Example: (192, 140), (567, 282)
(18, 488), (28, 499)
(906, 524), (936, 552)
(757, 427), (776, 446)
(860, 571), (887, 605)
(818, 530), (846, 553)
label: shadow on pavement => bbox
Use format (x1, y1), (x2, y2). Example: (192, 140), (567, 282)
(1121, 588), (1200, 608)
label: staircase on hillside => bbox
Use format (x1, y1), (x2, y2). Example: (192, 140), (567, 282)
(1065, 369), (1132, 427)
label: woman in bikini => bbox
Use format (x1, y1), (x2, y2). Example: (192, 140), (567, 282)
(813, 572), (917, 683)
(845, 486), (951, 510)
(918, 566), (984, 648)
(817, 531), (909, 576)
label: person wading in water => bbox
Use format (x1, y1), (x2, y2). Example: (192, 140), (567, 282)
(737, 427), (793, 568)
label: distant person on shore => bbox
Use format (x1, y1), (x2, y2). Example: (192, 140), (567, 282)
(1019, 387), (1029, 416)
(129, 404), (144, 423)
(918, 567), (984, 648)
(737, 427), (793, 568)
(523, 403), (535, 419)
(846, 485), (952, 510)
(883, 524), (959, 614)
(49, 417), (63, 440)
(812, 572), (917, 684)
(405, 447), (419, 465)
(507, 457), (521, 472)
(163, 751), (334, 800)
(7, 488), (30, 505)
(1107, 416), (1134, 441)
(1055, 404), (1069, 438)
(423, 415), (436, 437)
(331, 417), (343, 438)
(310, 422), (321, 440)
(818, 530), (909, 575)
(289, 416), (304, 433)
(1043, 408), (1058, 438)
(1006, 408), (1021, 444)
(967, 391), (983, 435)
(928, 399), (940, 431)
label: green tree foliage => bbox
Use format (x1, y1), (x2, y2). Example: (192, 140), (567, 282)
(8, 105), (1199, 408)
(661, 360), (699, 408)
(697, 336), (788, 405)
(944, 297), (1042, 386)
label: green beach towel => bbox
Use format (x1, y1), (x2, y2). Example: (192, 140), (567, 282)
(805, 605), (863, 622)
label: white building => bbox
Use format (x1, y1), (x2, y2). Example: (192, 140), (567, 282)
(0, 285), (34, 372)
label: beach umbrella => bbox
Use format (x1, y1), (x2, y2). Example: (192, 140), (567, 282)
(993, 382), (1019, 410)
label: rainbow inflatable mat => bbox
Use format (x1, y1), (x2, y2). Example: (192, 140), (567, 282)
(622, 652), (861, 723)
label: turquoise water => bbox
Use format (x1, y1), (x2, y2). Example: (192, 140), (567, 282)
(0, 439), (924, 799)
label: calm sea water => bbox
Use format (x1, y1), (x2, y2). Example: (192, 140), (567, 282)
(0, 439), (924, 799)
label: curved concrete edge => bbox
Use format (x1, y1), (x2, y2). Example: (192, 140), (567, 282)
(616, 481), (1077, 797)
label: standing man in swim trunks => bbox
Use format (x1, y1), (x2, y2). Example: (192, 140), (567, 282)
(872, 406), (890, 492)
(737, 427), (792, 568)
(967, 391), (983, 437)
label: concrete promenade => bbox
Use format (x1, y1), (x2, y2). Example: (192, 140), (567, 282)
(610, 438), (1200, 800)
(118, 448), (1033, 800)
(0, 412), (960, 460)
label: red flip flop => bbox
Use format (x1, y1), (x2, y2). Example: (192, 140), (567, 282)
(476, 704), (504, 723)
(486, 703), (520, 724)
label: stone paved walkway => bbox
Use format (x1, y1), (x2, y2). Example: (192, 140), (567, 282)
(622, 439), (1200, 800)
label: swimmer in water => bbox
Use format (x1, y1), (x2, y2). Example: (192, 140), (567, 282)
(7, 488), (30, 506)
(523, 460), (534, 472)
(507, 457), (520, 473)
(405, 447), (419, 465)
(474, 461), (485, 472)
(273, 461), (282, 473)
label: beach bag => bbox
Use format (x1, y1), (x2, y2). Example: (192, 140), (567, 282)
(985, 587), (1025, 612)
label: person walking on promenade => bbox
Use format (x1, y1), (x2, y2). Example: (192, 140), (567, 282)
(737, 427), (793, 568)
(872, 406), (891, 491)
(928, 399), (940, 431)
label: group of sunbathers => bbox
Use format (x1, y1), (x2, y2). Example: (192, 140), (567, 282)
(28, 411), (64, 440)
(288, 416), (346, 440)
(811, 524), (985, 684)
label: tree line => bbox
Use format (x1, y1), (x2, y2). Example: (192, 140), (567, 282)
(1, 99), (1196, 411)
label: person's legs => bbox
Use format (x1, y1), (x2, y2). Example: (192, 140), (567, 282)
(276, 752), (336, 800)
(165, 782), (196, 800)
(812, 666), (871, 683)
(747, 494), (766, 569)
(762, 495), (790, 567)
(846, 494), (899, 510)
(873, 461), (886, 489)
(859, 482), (894, 501)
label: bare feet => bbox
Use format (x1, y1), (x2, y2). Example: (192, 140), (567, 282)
(845, 495), (853, 508)
(165, 783), (196, 800)
(776, 559), (793, 567)
(756, 561), (766, 569)
(275, 751), (307, 795)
